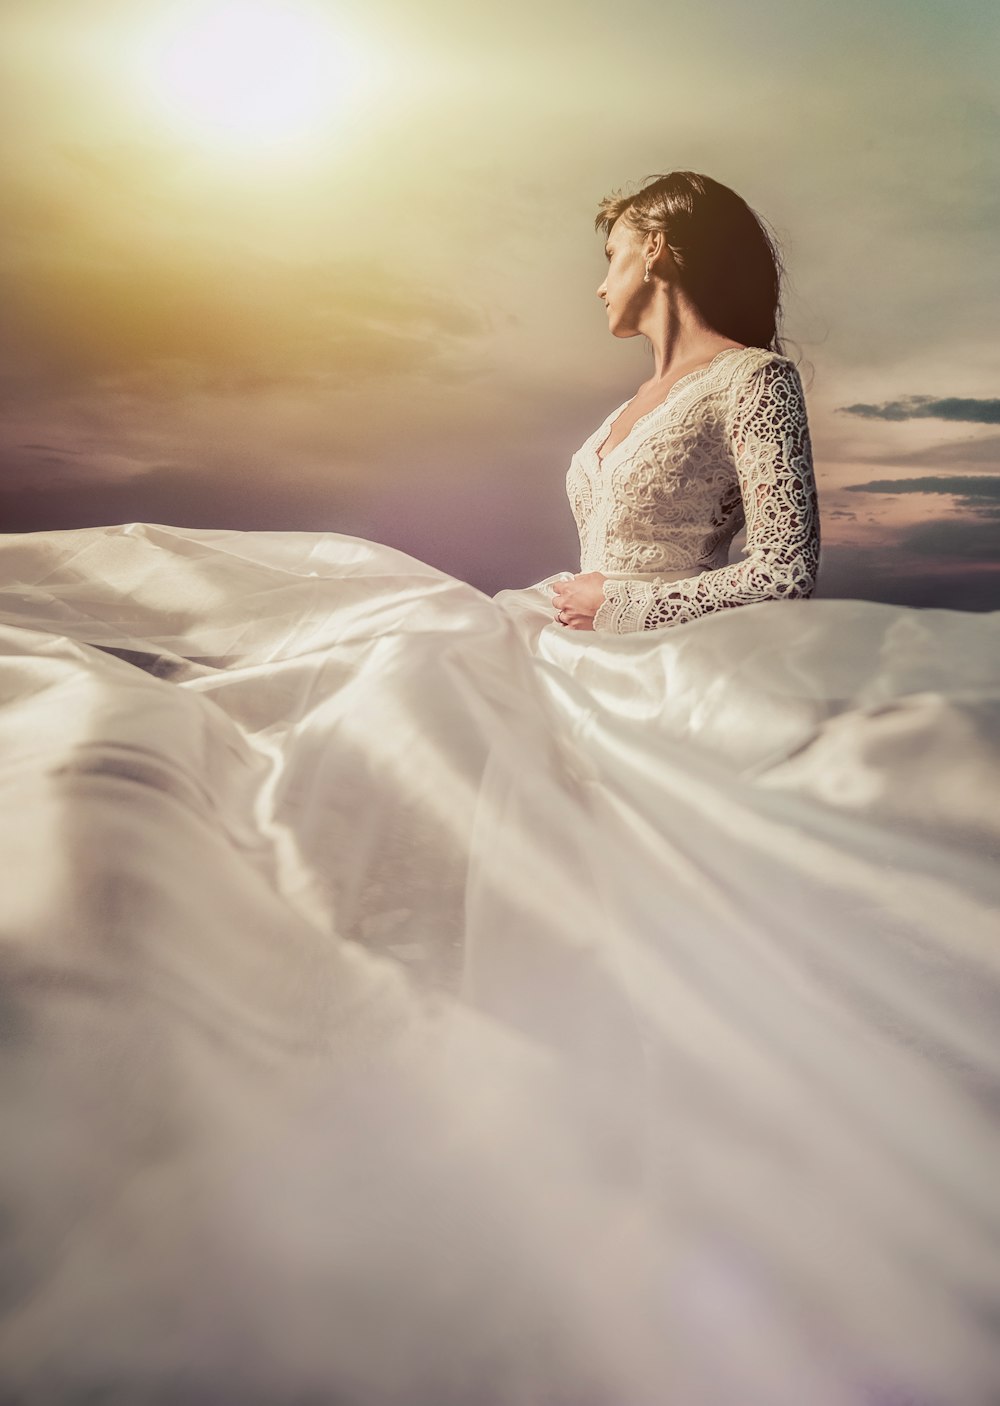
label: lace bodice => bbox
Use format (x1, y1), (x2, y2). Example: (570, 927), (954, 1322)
(565, 346), (820, 633)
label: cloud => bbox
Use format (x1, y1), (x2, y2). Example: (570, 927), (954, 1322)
(837, 395), (1000, 424)
(0, 155), (489, 405)
(817, 543), (1000, 611)
(897, 517), (1000, 563)
(1, 246), (487, 401)
(844, 475), (1000, 507)
(0, 457), (367, 536)
(832, 478), (1000, 575)
(866, 434), (1000, 471)
(19, 443), (87, 455)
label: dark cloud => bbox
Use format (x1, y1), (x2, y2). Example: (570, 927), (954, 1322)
(18, 443), (86, 455)
(843, 477), (1000, 530)
(0, 446), (580, 597)
(837, 395), (1000, 424)
(844, 475), (1000, 508)
(0, 459), (368, 536)
(828, 474), (1000, 570)
(842, 478), (1000, 541)
(817, 544), (1000, 611)
(897, 517), (1000, 563)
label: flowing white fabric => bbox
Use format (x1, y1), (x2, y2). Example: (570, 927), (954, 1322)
(0, 510), (998, 1399)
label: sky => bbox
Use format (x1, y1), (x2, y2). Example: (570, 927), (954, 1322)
(1, 0), (999, 608)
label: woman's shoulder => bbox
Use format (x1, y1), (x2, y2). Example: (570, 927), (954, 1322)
(730, 345), (801, 374)
(722, 346), (806, 402)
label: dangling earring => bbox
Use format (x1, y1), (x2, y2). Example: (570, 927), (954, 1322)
(643, 263), (652, 283)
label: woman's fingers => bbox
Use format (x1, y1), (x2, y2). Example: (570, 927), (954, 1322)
(550, 583), (596, 628)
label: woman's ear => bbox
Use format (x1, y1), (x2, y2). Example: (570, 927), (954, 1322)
(644, 231), (667, 271)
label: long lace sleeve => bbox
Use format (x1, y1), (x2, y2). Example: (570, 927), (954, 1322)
(593, 358), (820, 633)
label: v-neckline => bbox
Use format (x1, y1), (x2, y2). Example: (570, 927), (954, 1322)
(594, 346), (748, 468)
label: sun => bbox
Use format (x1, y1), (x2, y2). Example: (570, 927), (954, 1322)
(140, 1), (371, 150)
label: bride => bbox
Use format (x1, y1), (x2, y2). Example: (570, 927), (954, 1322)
(539, 170), (818, 638)
(1, 171), (998, 1406)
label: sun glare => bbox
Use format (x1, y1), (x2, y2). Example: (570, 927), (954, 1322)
(140, 1), (372, 151)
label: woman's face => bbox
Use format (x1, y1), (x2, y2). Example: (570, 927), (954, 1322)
(596, 216), (653, 338)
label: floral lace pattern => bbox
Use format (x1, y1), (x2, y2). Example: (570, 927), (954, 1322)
(565, 348), (820, 633)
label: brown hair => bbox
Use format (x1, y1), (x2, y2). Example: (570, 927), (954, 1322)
(595, 171), (787, 354)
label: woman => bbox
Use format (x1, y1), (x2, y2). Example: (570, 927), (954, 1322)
(0, 173), (998, 1406)
(544, 171), (819, 636)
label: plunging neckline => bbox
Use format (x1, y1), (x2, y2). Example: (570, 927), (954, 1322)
(594, 346), (748, 468)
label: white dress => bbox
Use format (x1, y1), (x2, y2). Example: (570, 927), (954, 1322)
(578, 346), (819, 633)
(0, 349), (998, 1406)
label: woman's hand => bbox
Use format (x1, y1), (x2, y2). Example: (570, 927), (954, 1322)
(549, 572), (607, 631)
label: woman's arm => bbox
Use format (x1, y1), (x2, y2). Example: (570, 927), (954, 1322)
(593, 358), (821, 633)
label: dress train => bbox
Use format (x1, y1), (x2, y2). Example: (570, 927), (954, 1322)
(0, 521), (999, 1405)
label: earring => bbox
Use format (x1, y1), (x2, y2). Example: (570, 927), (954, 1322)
(643, 263), (652, 283)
